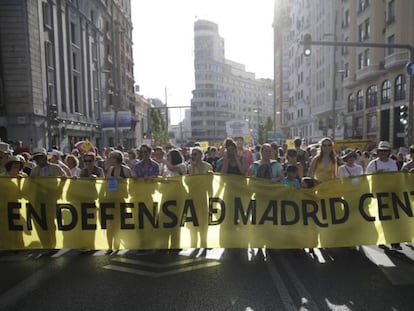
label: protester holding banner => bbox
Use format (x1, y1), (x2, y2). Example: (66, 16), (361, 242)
(308, 137), (337, 182)
(161, 149), (187, 177)
(365, 141), (401, 250)
(30, 147), (67, 177)
(247, 143), (284, 181)
(107, 150), (133, 178)
(235, 136), (254, 174)
(64, 154), (81, 177)
(133, 144), (159, 178)
(337, 149), (363, 178)
(401, 144), (414, 172)
(188, 147), (213, 175)
(3, 155), (27, 177)
(216, 138), (244, 175)
(80, 152), (105, 178)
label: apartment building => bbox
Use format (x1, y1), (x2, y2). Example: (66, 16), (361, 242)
(191, 20), (274, 144)
(274, 0), (414, 148)
(0, 0), (135, 151)
(274, 0), (344, 144)
(342, 0), (414, 148)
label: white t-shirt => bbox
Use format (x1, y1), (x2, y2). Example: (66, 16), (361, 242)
(365, 158), (398, 174)
(338, 164), (363, 178)
(162, 162), (187, 177)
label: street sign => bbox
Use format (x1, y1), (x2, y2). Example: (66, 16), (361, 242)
(406, 62), (414, 76)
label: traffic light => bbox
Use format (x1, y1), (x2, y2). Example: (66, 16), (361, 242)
(399, 105), (408, 126)
(303, 33), (312, 57)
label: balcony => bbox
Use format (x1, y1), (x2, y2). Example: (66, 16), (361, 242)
(384, 51), (409, 70)
(355, 63), (386, 82)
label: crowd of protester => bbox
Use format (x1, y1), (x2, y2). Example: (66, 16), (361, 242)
(0, 137), (413, 185)
(1, 137), (412, 252)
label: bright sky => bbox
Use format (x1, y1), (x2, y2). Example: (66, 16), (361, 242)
(131, 0), (274, 125)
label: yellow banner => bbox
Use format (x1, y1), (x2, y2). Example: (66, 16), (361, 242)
(1, 173), (414, 250)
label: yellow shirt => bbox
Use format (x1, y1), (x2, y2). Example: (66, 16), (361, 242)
(314, 161), (336, 182)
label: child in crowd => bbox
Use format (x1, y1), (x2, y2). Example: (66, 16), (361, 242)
(301, 176), (316, 189)
(280, 164), (300, 188)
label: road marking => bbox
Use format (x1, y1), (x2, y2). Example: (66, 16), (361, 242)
(265, 256), (297, 311)
(111, 257), (206, 268)
(103, 261), (220, 278)
(267, 251), (321, 311)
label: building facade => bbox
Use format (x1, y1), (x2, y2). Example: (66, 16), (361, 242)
(192, 20), (274, 144)
(0, 0), (135, 152)
(274, 0), (414, 148)
(341, 0), (414, 148)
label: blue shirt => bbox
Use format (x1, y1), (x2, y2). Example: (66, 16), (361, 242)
(133, 159), (159, 177)
(280, 177), (301, 188)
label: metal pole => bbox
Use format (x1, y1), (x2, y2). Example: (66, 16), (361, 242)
(409, 56), (414, 145)
(331, 11), (337, 140)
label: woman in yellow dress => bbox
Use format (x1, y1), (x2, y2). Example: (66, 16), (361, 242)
(308, 137), (337, 183)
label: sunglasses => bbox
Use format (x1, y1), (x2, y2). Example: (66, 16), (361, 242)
(141, 150), (149, 154)
(83, 159), (94, 163)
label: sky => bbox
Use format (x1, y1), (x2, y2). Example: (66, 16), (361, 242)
(131, 0), (275, 125)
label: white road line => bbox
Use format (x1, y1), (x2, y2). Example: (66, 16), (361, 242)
(103, 261), (221, 278)
(265, 255), (298, 311)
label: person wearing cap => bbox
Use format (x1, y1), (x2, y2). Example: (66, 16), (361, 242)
(365, 141), (398, 174)
(1, 155), (28, 177)
(48, 149), (71, 176)
(401, 144), (414, 172)
(0, 141), (13, 175)
(30, 147), (67, 177)
(337, 149), (363, 178)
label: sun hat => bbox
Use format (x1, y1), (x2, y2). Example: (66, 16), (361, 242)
(5, 156), (24, 171)
(48, 149), (62, 157)
(0, 142), (13, 154)
(32, 147), (47, 157)
(377, 141), (391, 151)
(341, 148), (356, 160)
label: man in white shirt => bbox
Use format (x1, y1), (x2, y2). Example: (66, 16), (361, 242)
(365, 141), (401, 250)
(365, 141), (398, 174)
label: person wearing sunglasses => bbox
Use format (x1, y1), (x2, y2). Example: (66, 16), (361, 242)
(133, 144), (159, 178)
(308, 137), (337, 183)
(80, 152), (105, 178)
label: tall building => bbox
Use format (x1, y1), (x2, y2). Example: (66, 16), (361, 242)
(274, 0), (344, 144)
(274, 0), (414, 148)
(341, 0), (414, 148)
(192, 20), (274, 144)
(0, 0), (135, 152)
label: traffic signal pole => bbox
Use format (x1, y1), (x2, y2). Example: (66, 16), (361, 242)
(300, 37), (414, 145)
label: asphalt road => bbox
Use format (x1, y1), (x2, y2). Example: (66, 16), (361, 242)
(1, 245), (414, 311)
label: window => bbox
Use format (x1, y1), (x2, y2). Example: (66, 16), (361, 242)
(387, 35), (395, 55)
(358, 23), (364, 42)
(342, 9), (350, 28)
(348, 93), (355, 112)
(364, 19), (370, 40)
(387, 0), (395, 24)
(394, 74), (406, 101)
(358, 0), (369, 13)
(42, 2), (53, 29)
(366, 85), (378, 108)
(356, 90), (364, 110)
(381, 80), (391, 104)
(358, 49), (370, 69)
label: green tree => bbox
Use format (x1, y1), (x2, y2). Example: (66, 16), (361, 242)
(258, 116), (274, 144)
(149, 108), (168, 145)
